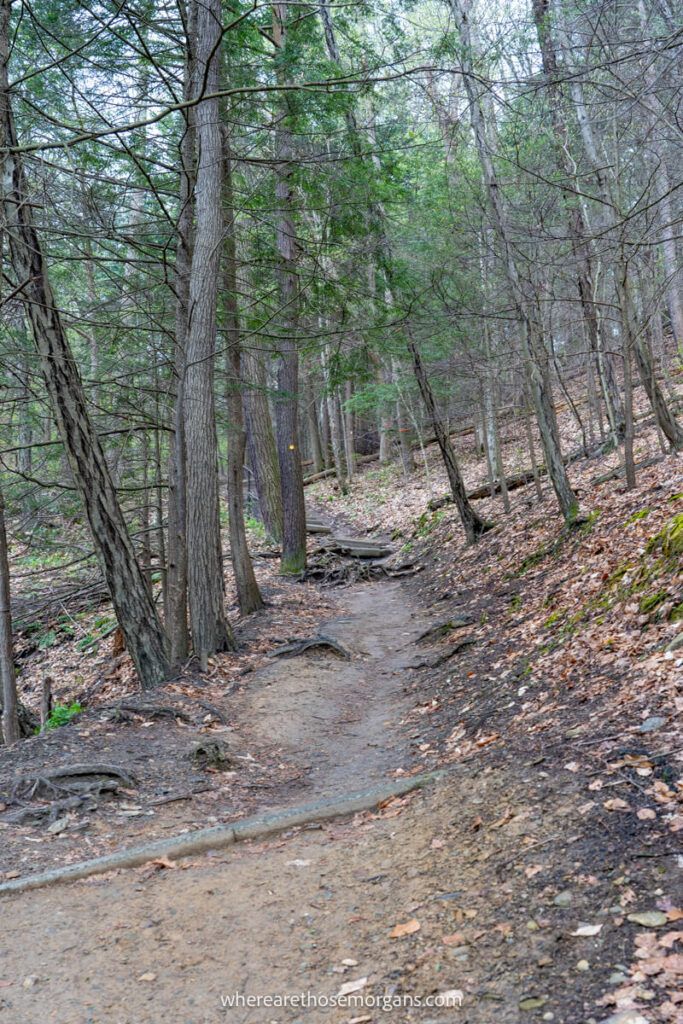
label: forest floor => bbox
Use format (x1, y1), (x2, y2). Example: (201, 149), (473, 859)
(0, 388), (682, 1024)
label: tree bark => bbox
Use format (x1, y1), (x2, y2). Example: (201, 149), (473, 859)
(408, 335), (490, 543)
(222, 137), (264, 615)
(0, 488), (19, 745)
(531, 0), (624, 442)
(165, 0), (195, 666)
(272, 1), (307, 575)
(0, 0), (170, 690)
(451, 0), (579, 523)
(243, 341), (284, 543)
(183, 0), (235, 663)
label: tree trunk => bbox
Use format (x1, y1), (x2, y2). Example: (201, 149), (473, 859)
(531, 0), (624, 442)
(552, 0), (682, 449)
(344, 380), (356, 480)
(243, 341), (284, 543)
(0, 0), (170, 690)
(183, 0), (235, 663)
(408, 335), (490, 543)
(272, 1), (307, 575)
(303, 373), (324, 473)
(165, 0), (195, 666)
(451, 0), (579, 523)
(222, 137), (264, 615)
(393, 361), (415, 475)
(0, 488), (19, 746)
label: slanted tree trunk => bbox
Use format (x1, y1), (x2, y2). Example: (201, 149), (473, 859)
(272, 1), (306, 575)
(531, 0), (624, 442)
(552, 0), (682, 450)
(0, 0), (170, 690)
(408, 334), (490, 543)
(183, 0), (235, 663)
(451, 0), (579, 523)
(222, 136), (263, 615)
(0, 488), (18, 745)
(635, 0), (683, 355)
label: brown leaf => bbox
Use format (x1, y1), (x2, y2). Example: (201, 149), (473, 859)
(390, 918), (420, 938)
(442, 932), (466, 946)
(603, 798), (630, 812)
(148, 857), (177, 871)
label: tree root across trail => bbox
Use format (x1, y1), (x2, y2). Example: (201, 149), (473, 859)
(0, 771), (441, 896)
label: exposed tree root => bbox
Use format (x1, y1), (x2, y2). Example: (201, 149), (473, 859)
(10, 763), (137, 801)
(0, 770), (443, 896)
(415, 618), (474, 645)
(268, 635), (352, 660)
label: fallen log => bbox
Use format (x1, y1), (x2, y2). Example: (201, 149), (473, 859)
(321, 536), (393, 559)
(591, 455), (664, 486)
(306, 521), (332, 535)
(427, 444), (600, 511)
(303, 453), (379, 485)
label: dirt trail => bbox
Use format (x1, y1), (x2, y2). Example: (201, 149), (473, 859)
(1, 569), (676, 1024)
(0, 579), (453, 1024)
(235, 581), (429, 799)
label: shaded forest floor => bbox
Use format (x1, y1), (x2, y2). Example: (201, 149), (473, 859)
(1, 385), (682, 1023)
